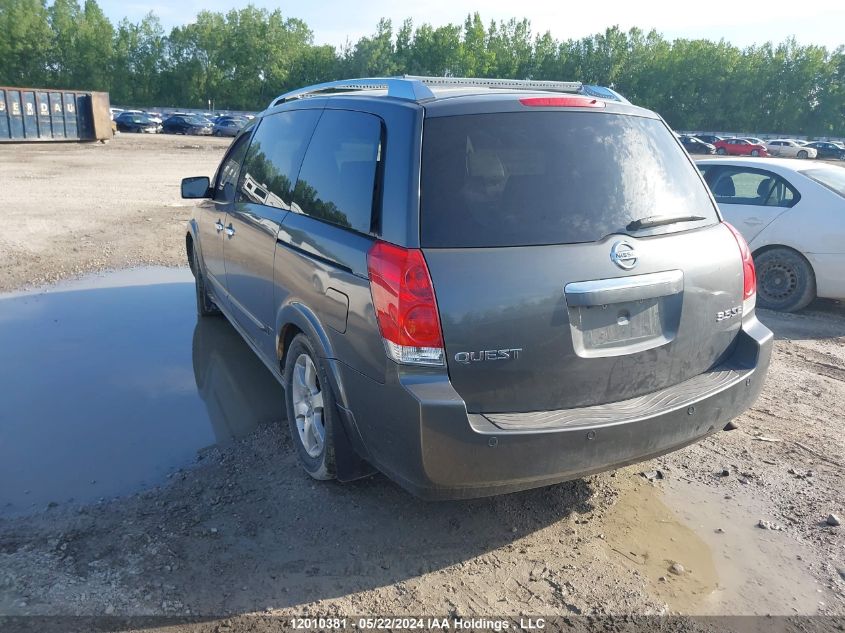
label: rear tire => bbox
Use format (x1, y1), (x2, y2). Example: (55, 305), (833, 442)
(716, 148), (727, 155)
(797, 150), (808, 159)
(751, 149), (760, 157)
(284, 334), (337, 481)
(191, 245), (221, 317)
(754, 247), (815, 312)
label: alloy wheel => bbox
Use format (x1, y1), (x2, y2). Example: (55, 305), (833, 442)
(291, 354), (326, 458)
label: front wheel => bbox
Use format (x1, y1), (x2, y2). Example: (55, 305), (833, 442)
(284, 334), (337, 481)
(797, 150), (808, 159)
(755, 248), (816, 312)
(716, 147), (727, 155)
(191, 245), (221, 317)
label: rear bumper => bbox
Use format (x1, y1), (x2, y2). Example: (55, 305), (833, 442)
(340, 318), (772, 500)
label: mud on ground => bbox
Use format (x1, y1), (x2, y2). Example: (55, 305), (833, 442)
(0, 135), (843, 627)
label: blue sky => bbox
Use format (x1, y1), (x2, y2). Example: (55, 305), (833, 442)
(101, 0), (845, 50)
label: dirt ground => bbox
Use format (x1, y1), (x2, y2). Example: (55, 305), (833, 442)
(0, 134), (843, 629)
(0, 134), (230, 293)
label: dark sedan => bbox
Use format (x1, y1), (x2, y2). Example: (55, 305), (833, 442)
(679, 135), (716, 155)
(116, 113), (160, 134)
(694, 134), (723, 145)
(162, 115), (213, 135)
(805, 141), (845, 160)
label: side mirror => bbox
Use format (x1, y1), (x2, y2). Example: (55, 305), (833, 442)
(181, 176), (210, 199)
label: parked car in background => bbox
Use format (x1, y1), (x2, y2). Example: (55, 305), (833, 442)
(715, 138), (769, 157)
(805, 141), (845, 160)
(181, 75), (771, 499)
(678, 135), (716, 154)
(144, 111), (163, 124)
(695, 134), (723, 145)
(162, 115), (213, 135)
(212, 117), (247, 137)
(698, 157), (845, 311)
(743, 137), (768, 147)
(765, 139), (816, 159)
(115, 112), (161, 134)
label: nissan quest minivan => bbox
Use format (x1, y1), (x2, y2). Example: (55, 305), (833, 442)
(182, 76), (772, 499)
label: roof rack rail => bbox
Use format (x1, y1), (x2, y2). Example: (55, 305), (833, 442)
(270, 77), (436, 107)
(404, 75), (582, 93)
(269, 76), (628, 108)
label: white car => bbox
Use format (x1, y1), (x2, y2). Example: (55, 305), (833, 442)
(697, 157), (845, 311)
(766, 139), (817, 159)
(743, 137), (768, 147)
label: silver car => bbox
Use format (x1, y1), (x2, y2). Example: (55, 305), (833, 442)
(212, 118), (246, 137)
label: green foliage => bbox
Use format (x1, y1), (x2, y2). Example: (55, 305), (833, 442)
(0, 0), (52, 85)
(0, 1), (843, 135)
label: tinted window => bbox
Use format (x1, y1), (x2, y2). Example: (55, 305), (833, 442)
(238, 110), (320, 210)
(212, 132), (251, 203)
(293, 110), (382, 233)
(709, 168), (798, 208)
(420, 112), (718, 247)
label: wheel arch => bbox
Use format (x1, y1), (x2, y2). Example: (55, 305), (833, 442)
(275, 302), (350, 409)
(751, 243), (817, 283)
(186, 219), (201, 275)
(276, 302), (375, 480)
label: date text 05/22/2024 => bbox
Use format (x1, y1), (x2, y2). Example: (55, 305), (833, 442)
(288, 617), (547, 630)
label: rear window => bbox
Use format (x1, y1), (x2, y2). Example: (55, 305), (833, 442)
(420, 112), (718, 247)
(802, 167), (845, 199)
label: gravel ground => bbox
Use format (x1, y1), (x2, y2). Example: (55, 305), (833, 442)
(0, 134), (230, 293)
(0, 135), (843, 629)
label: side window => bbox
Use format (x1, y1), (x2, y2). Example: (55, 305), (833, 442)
(212, 133), (251, 203)
(711, 168), (798, 208)
(764, 177), (797, 207)
(238, 110), (320, 210)
(293, 110), (382, 233)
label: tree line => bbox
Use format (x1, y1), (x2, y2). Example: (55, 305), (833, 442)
(1, 0), (844, 135)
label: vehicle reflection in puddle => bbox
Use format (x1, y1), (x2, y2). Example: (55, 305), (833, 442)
(601, 476), (830, 614)
(0, 267), (284, 516)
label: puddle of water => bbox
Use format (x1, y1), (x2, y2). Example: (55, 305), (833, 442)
(602, 475), (831, 615)
(662, 478), (832, 615)
(0, 267), (284, 517)
(601, 478), (718, 613)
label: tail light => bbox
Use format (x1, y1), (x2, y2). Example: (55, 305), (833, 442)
(724, 222), (757, 313)
(367, 241), (444, 366)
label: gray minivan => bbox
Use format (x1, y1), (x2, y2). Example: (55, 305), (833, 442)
(182, 76), (772, 499)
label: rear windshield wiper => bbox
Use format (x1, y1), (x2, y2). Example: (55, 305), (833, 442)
(626, 215), (707, 231)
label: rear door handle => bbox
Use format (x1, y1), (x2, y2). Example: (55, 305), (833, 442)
(225, 224), (235, 237)
(215, 220), (224, 233)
